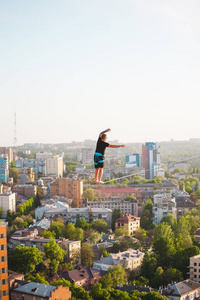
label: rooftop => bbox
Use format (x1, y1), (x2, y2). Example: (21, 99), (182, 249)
(13, 281), (56, 297)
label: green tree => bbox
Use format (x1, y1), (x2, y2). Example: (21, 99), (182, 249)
(89, 231), (101, 244)
(154, 223), (174, 242)
(107, 265), (126, 288)
(111, 208), (121, 231)
(141, 252), (158, 283)
(26, 273), (49, 285)
(83, 187), (99, 201)
(90, 283), (111, 300)
(8, 245), (42, 275)
(91, 219), (108, 233)
(43, 238), (65, 275)
(9, 167), (18, 183)
(81, 242), (94, 267)
(153, 236), (176, 268)
(114, 228), (129, 236)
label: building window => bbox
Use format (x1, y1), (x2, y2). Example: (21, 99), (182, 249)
(194, 269), (197, 272)
(194, 263), (197, 266)
(1, 245), (4, 250)
(2, 268), (5, 273)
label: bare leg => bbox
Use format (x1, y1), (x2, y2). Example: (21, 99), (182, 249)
(91, 168), (99, 183)
(95, 168), (100, 181)
(98, 168), (104, 184)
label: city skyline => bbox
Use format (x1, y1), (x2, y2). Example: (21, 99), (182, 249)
(1, 1), (200, 146)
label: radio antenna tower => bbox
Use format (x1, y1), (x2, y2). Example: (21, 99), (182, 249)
(13, 111), (17, 154)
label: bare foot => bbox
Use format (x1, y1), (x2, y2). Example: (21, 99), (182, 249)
(97, 181), (104, 184)
(91, 178), (97, 184)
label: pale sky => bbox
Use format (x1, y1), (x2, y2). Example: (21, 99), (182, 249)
(1, 0), (200, 146)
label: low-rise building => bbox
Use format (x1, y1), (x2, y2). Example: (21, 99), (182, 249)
(59, 266), (106, 289)
(10, 280), (71, 300)
(93, 249), (144, 275)
(12, 185), (37, 198)
(84, 198), (138, 216)
(44, 207), (112, 227)
(96, 187), (142, 201)
(162, 279), (200, 300)
(9, 233), (81, 260)
(0, 192), (16, 218)
(115, 214), (140, 236)
(35, 201), (69, 220)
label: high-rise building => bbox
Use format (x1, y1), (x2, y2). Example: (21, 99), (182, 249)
(0, 148), (13, 164)
(46, 155), (63, 177)
(142, 142), (164, 179)
(0, 192), (16, 218)
(50, 178), (83, 207)
(82, 148), (93, 165)
(0, 155), (9, 183)
(125, 153), (142, 168)
(0, 222), (9, 300)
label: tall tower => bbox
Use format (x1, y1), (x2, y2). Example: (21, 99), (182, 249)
(142, 142), (161, 179)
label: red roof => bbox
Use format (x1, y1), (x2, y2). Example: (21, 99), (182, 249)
(96, 188), (142, 193)
(195, 228), (200, 236)
(115, 214), (140, 223)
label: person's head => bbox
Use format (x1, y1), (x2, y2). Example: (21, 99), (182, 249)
(101, 133), (107, 141)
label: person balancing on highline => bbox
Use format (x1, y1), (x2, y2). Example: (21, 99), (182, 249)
(92, 128), (125, 184)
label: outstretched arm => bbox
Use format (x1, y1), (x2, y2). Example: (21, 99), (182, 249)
(100, 128), (111, 135)
(108, 144), (125, 148)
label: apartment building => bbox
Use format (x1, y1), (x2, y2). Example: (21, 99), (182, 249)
(142, 142), (164, 179)
(0, 192), (16, 218)
(189, 254), (200, 283)
(153, 193), (176, 225)
(10, 281), (71, 300)
(50, 178), (83, 207)
(44, 207), (112, 227)
(36, 152), (52, 159)
(46, 155), (63, 177)
(12, 185), (37, 198)
(16, 158), (46, 175)
(0, 147), (13, 164)
(96, 187), (142, 201)
(0, 155), (9, 183)
(93, 249), (144, 275)
(16, 168), (35, 184)
(82, 148), (93, 165)
(0, 222), (9, 300)
(162, 280), (200, 300)
(85, 198), (138, 216)
(115, 214), (140, 236)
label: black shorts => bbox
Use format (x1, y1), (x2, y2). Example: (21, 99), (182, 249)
(94, 152), (105, 169)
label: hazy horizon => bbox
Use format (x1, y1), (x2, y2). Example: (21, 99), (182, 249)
(2, 1), (200, 146)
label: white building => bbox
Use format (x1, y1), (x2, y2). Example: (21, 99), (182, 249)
(0, 192), (16, 218)
(162, 280), (200, 300)
(85, 199), (138, 216)
(82, 148), (93, 166)
(16, 158), (46, 175)
(41, 206), (112, 227)
(36, 152), (53, 159)
(46, 155), (63, 177)
(93, 249), (144, 275)
(153, 193), (176, 225)
(35, 201), (69, 220)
